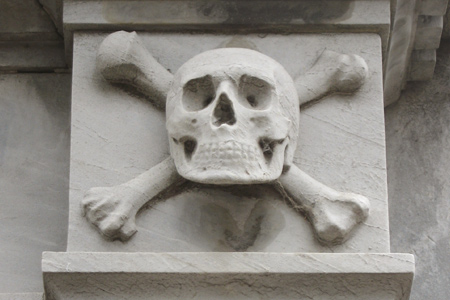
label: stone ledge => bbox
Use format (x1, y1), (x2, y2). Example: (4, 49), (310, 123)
(0, 42), (67, 72)
(43, 252), (414, 300)
(62, 0), (390, 64)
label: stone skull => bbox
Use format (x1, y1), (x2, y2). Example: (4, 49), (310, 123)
(166, 48), (300, 184)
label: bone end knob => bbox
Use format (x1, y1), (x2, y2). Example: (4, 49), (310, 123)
(326, 50), (369, 93)
(97, 31), (173, 110)
(312, 192), (370, 245)
(296, 50), (369, 105)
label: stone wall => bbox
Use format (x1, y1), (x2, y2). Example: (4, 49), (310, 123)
(386, 39), (450, 300)
(0, 74), (71, 292)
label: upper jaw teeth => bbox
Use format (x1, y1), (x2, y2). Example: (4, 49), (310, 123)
(193, 140), (259, 162)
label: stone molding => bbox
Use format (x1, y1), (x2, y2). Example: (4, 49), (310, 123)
(43, 252), (415, 300)
(384, 0), (449, 106)
(62, 0), (391, 62)
(0, 0), (66, 72)
(0, 42), (66, 72)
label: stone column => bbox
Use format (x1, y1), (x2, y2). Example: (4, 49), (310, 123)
(43, 1), (414, 299)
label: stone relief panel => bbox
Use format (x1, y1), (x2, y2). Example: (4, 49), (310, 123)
(69, 32), (388, 253)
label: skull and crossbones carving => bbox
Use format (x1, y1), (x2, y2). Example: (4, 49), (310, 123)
(82, 31), (370, 246)
(167, 47), (298, 184)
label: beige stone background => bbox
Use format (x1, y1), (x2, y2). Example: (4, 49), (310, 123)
(0, 0), (449, 299)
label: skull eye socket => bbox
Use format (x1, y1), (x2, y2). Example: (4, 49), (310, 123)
(239, 75), (273, 110)
(182, 75), (215, 111)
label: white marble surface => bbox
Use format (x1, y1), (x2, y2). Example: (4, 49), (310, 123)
(0, 74), (71, 293)
(68, 32), (388, 253)
(43, 252), (414, 300)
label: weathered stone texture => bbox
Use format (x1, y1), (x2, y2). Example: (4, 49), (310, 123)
(0, 0), (59, 41)
(0, 293), (43, 300)
(38, 0), (63, 35)
(68, 32), (388, 253)
(0, 74), (71, 293)
(42, 252), (414, 300)
(0, 42), (66, 71)
(386, 40), (450, 300)
(443, 4), (450, 39)
(0, 0), (65, 72)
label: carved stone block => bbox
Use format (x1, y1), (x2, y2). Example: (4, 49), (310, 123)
(68, 32), (388, 253)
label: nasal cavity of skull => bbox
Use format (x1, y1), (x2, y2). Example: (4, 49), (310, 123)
(258, 138), (284, 164)
(182, 76), (215, 111)
(239, 75), (272, 110)
(213, 94), (236, 126)
(176, 136), (197, 161)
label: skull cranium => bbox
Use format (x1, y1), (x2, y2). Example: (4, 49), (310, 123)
(166, 48), (299, 184)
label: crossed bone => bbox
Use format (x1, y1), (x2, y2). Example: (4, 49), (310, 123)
(82, 31), (370, 246)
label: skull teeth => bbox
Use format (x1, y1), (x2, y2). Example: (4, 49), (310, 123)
(194, 140), (259, 162)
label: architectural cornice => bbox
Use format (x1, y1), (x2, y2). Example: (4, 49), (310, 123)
(384, 0), (449, 106)
(62, 0), (391, 63)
